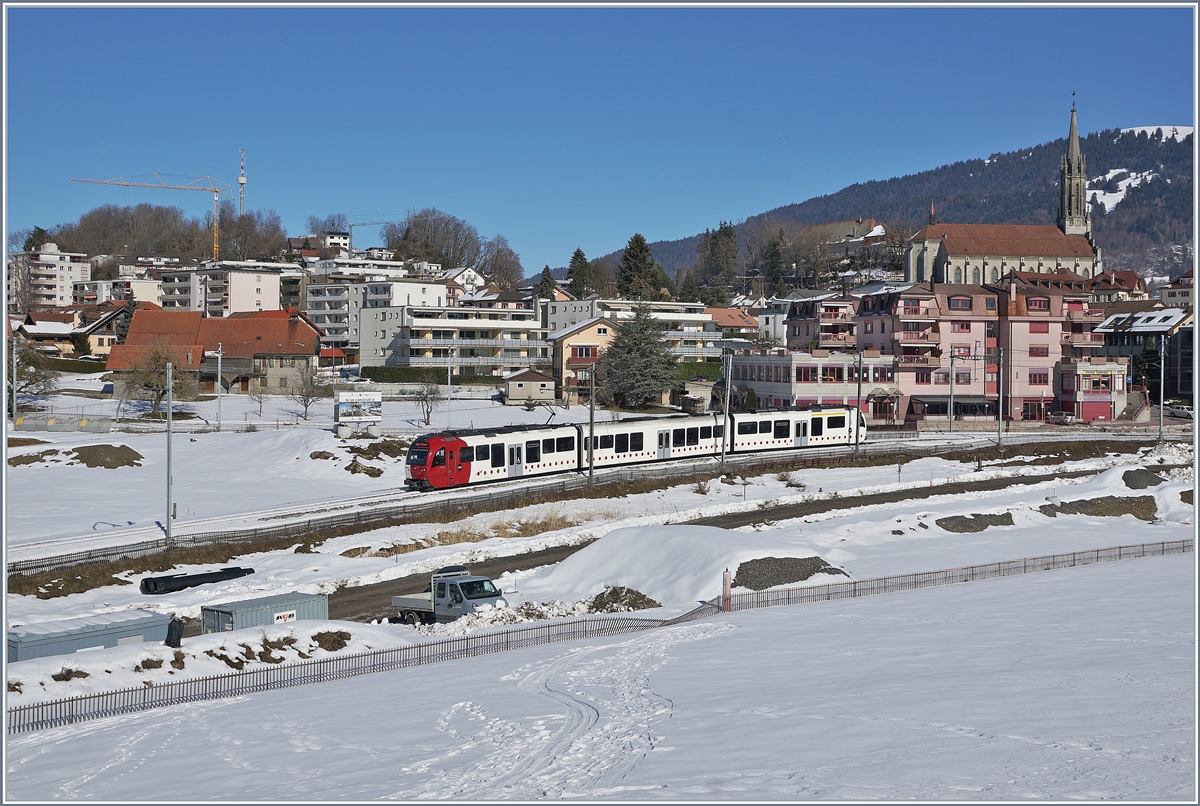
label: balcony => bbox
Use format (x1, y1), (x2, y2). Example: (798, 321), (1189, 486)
(1067, 309), (1106, 322)
(896, 355), (938, 366)
(898, 306), (933, 319)
(894, 330), (935, 342)
(819, 311), (849, 321)
(1062, 333), (1105, 346)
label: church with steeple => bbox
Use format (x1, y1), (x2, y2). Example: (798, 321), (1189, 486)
(904, 107), (1103, 284)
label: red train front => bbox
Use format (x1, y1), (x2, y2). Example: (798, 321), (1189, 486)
(405, 434), (472, 490)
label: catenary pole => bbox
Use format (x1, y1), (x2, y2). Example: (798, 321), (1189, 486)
(720, 351), (732, 468)
(1158, 334), (1165, 441)
(997, 347), (1004, 446)
(855, 350), (863, 452)
(588, 371), (595, 483)
(447, 361), (452, 430)
(216, 343), (222, 432)
(166, 362), (173, 543)
(948, 354), (955, 434)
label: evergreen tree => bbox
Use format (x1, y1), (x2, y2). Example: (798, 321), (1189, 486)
(598, 303), (677, 408)
(678, 271), (702, 302)
(536, 266), (558, 298)
(114, 297), (138, 344)
(618, 233), (656, 298)
(566, 248), (594, 297)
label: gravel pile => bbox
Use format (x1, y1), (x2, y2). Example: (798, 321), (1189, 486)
(732, 556), (848, 591)
(1039, 495), (1158, 522)
(1123, 468), (1165, 490)
(935, 512), (1015, 533)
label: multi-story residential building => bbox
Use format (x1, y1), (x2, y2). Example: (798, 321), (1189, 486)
(546, 318), (614, 401)
(1160, 269), (1193, 309)
(358, 303), (549, 376)
(1085, 270), (1149, 303)
(544, 298), (721, 363)
(159, 261), (286, 318)
(306, 278), (449, 357)
(729, 349), (901, 419)
(321, 231), (350, 253)
(72, 278), (162, 306)
(751, 297), (793, 347)
(7, 242), (90, 310)
(1093, 304), (1194, 400)
(784, 293), (859, 351)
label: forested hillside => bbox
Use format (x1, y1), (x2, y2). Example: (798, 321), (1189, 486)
(612, 127), (1193, 281)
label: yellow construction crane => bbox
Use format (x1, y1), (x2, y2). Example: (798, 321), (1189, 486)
(70, 173), (235, 260)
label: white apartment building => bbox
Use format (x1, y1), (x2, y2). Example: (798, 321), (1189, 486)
(159, 261), (285, 317)
(359, 304), (549, 375)
(72, 278), (162, 306)
(544, 298), (721, 362)
(7, 242), (90, 309)
(306, 278), (449, 353)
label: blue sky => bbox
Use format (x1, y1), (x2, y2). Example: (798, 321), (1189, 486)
(5, 6), (1194, 273)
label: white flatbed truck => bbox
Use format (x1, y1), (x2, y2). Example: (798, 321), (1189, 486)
(391, 565), (508, 625)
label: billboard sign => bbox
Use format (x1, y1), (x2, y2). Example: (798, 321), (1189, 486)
(335, 391), (383, 423)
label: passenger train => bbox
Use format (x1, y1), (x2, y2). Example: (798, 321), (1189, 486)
(404, 404), (866, 490)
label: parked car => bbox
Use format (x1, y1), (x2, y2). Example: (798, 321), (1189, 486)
(1047, 411), (1077, 424)
(1165, 403), (1193, 419)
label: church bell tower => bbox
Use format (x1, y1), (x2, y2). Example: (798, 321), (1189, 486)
(1059, 104), (1090, 236)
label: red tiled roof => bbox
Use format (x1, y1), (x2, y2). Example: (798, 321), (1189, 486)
(107, 341), (204, 372)
(914, 223), (1096, 259)
(1086, 270), (1145, 292)
(705, 307), (759, 329)
(110, 309), (323, 366)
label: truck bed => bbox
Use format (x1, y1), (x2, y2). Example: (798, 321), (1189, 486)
(391, 592), (433, 611)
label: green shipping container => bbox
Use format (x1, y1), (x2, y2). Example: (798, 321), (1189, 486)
(200, 592), (328, 634)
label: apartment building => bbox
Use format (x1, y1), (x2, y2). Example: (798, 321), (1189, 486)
(72, 278), (162, 306)
(7, 242), (90, 310)
(784, 293), (859, 351)
(730, 350), (899, 417)
(305, 278), (449, 356)
(546, 318), (614, 399)
(358, 303), (548, 376)
(159, 261), (286, 318)
(544, 298), (721, 362)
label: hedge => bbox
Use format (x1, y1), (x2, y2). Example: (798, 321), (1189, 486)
(45, 357), (107, 373)
(360, 366), (503, 385)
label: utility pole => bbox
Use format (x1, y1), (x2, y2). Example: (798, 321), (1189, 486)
(9, 336), (17, 419)
(447, 361), (452, 430)
(216, 343), (222, 432)
(720, 352), (732, 468)
(588, 371), (596, 483)
(948, 353), (955, 433)
(997, 347), (1004, 446)
(855, 351), (863, 452)
(166, 362), (173, 543)
(1158, 334), (1165, 442)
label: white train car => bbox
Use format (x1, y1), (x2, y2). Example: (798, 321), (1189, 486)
(580, 413), (727, 470)
(727, 405), (864, 454)
(406, 423), (581, 489)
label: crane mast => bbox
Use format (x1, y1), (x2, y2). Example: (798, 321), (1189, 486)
(70, 173), (235, 260)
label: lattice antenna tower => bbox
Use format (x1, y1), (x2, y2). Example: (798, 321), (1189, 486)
(238, 149), (247, 215)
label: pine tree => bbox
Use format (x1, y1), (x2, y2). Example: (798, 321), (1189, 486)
(618, 234), (656, 298)
(536, 266), (558, 298)
(114, 297), (137, 344)
(678, 271), (702, 302)
(566, 248), (594, 297)
(598, 303), (677, 408)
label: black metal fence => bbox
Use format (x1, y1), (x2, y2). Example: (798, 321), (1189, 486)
(7, 432), (1177, 578)
(7, 537), (1188, 735)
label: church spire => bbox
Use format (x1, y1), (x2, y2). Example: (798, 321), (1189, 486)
(928, 198), (936, 226)
(1059, 103), (1089, 236)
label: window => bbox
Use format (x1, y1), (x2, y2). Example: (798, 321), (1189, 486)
(597, 327), (608, 335)
(460, 446), (475, 463)
(556, 436), (575, 452)
(985, 298), (997, 310)
(952, 344), (971, 358)
(476, 444), (490, 462)
(700, 426), (712, 440)
(599, 435), (614, 449)
(278, 377), (288, 388)
(1029, 322), (1050, 334)
(985, 321), (997, 338)
(1086, 375), (1112, 391)
(948, 296), (972, 310)
(737, 422), (757, 435)
(674, 428), (687, 445)
(490, 443), (505, 467)
(873, 366), (894, 383)
(811, 418), (824, 437)
(951, 322), (971, 332)
(686, 428), (699, 445)
(615, 433), (629, 453)
(630, 433), (643, 451)
(955, 371), (971, 385)
(759, 421), (772, 434)
(1062, 375), (1075, 392)
(934, 372), (950, 385)
(828, 416), (846, 430)
(432, 448), (446, 467)
(821, 365), (844, 383)
(542, 438), (555, 453)
(1027, 297), (1050, 311)
(1029, 370), (1049, 385)
(773, 420), (789, 439)
(1029, 345), (1050, 358)
(864, 321), (874, 333)
(915, 370), (932, 384)
(796, 366), (818, 383)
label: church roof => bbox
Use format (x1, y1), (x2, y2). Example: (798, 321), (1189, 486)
(913, 223), (1096, 259)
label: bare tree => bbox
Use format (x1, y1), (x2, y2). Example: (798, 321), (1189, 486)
(477, 234), (525, 290)
(285, 368), (329, 420)
(305, 213), (348, 236)
(413, 381), (444, 426)
(9, 339), (59, 413)
(124, 341), (199, 415)
(383, 208), (482, 269)
(246, 382), (271, 416)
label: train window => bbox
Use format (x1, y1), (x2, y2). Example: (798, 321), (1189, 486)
(460, 446), (474, 463)
(542, 438), (555, 453)
(798, 422), (807, 437)
(525, 441), (541, 463)
(672, 428), (686, 447)
(758, 421), (772, 434)
(615, 433), (629, 453)
(432, 448), (446, 467)
(630, 432), (643, 451)
(686, 428), (699, 445)
(774, 420), (789, 439)
(491, 443), (505, 467)
(828, 416), (846, 429)
(476, 444), (490, 462)
(737, 422), (757, 435)
(509, 445), (522, 465)
(700, 426), (712, 440)
(556, 436), (575, 452)
(714, 424), (725, 438)
(811, 418), (824, 437)
(599, 435), (614, 449)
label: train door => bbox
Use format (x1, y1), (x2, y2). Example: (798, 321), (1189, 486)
(794, 417), (808, 448)
(445, 443), (467, 486)
(657, 430), (671, 460)
(507, 444), (523, 478)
